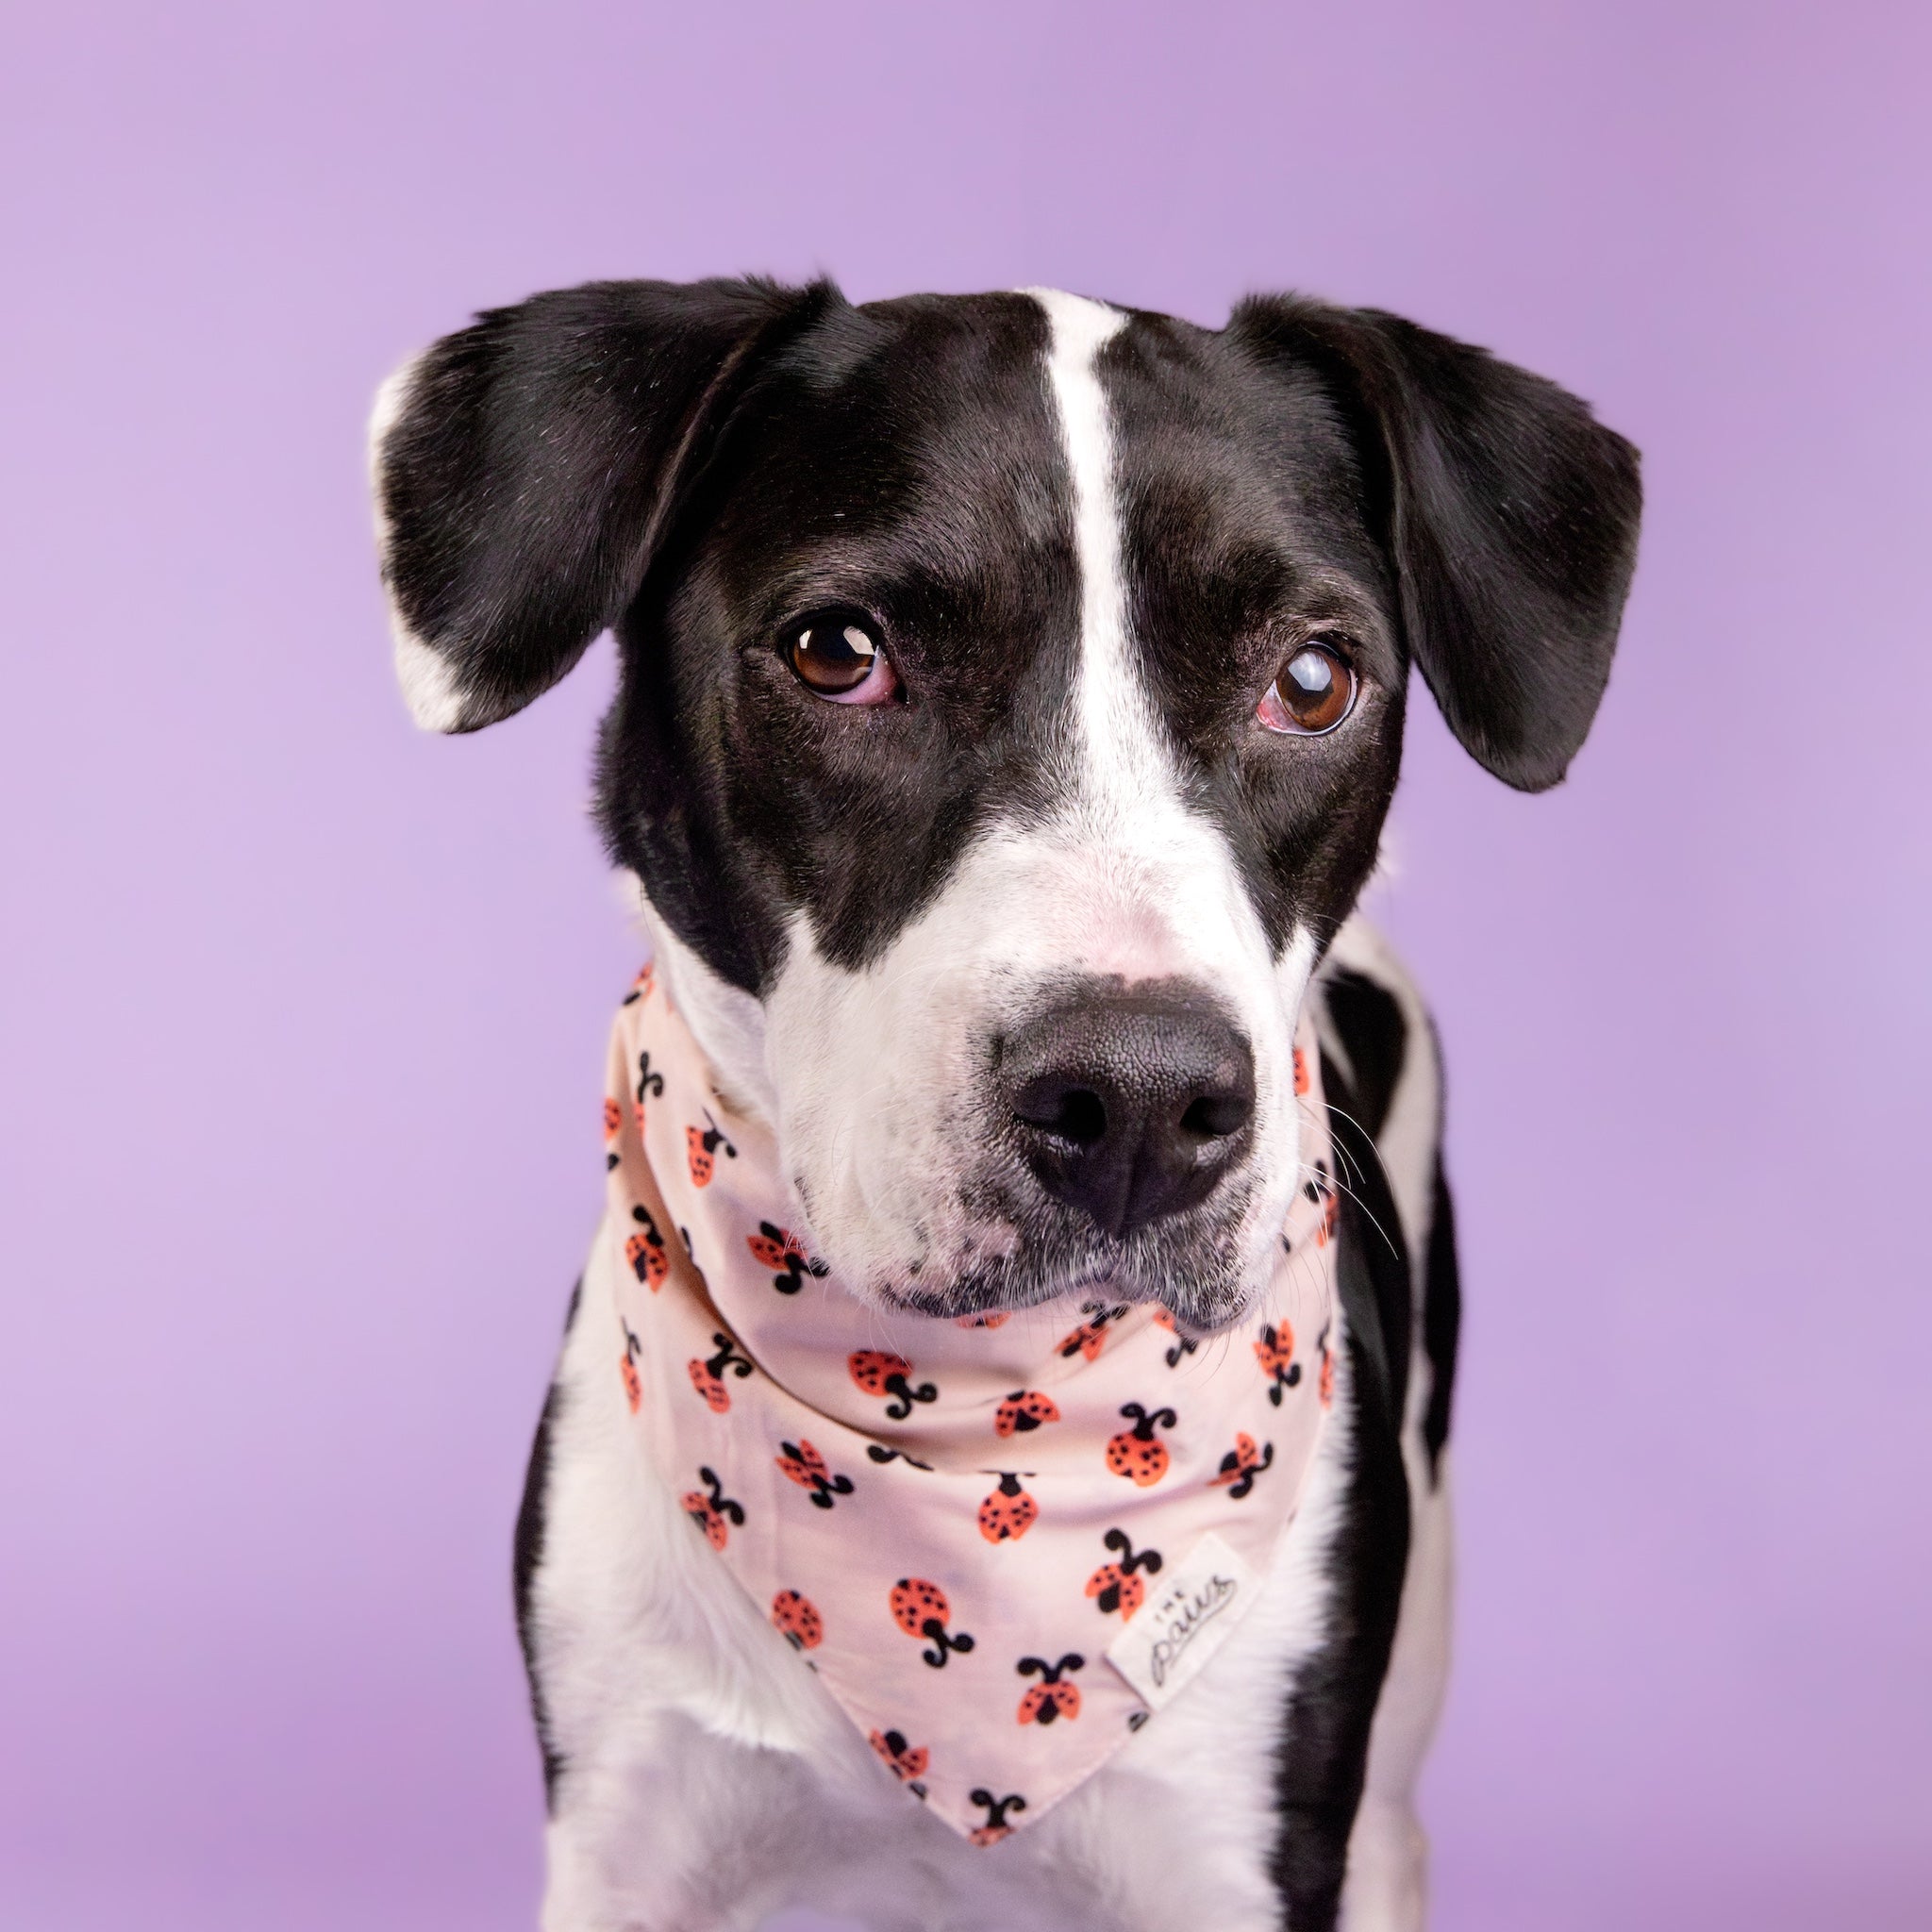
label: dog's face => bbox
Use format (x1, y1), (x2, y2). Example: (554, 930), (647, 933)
(373, 279), (1638, 1328)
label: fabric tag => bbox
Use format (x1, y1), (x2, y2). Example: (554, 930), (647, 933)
(1105, 1531), (1261, 1710)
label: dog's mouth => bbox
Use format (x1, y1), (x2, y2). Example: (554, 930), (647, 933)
(874, 1206), (1265, 1337)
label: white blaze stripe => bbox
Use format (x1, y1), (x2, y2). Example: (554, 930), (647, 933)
(1026, 289), (1166, 833)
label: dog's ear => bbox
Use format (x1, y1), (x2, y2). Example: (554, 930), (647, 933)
(370, 276), (837, 733)
(1230, 297), (1641, 791)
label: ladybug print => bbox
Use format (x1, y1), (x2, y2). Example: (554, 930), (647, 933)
(1293, 1043), (1310, 1095)
(620, 962), (654, 1006)
(992, 1390), (1059, 1438)
(774, 1438), (855, 1509)
(1084, 1528), (1163, 1620)
(866, 1443), (934, 1471)
(602, 1094), (623, 1141)
(770, 1589), (824, 1651)
(955, 1310), (1009, 1329)
(1056, 1301), (1130, 1362)
(1105, 1403), (1177, 1487)
(748, 1221), (829, 1295)
(686, 1109), (736, 1187)
(848, 1350), (939, 1420)
(1015, 1653), (1085, 1725)
(624, 1203), (670, 1290)
(680, 1467), (743, 1551)
(686, 1331), (754, 1413)
(867, 1727), (929, 1795)
(968, 1789), (1026, 1847)
(619, 1322), (643, 1414)
(633, 1050), (665, 1130)
(1149, 1307), (1198, 1370)
(976, 1474), (1039, 1544)
(1211, 1431), (1275, 1499)
(1254, 1321), (1302, 1406)
(1318, 1322), (1336, 1408)
(889, 1578), (976, 1668)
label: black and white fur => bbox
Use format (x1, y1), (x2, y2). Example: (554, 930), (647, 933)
(371, 279), (1638, 1930)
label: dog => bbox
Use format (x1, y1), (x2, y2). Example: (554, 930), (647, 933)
(370, 278), (1639, 1932)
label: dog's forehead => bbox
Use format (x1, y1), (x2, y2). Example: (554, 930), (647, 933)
(714, 290), (1377, 632)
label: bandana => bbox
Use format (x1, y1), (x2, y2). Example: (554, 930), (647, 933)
(596, 962), (1338, 1844)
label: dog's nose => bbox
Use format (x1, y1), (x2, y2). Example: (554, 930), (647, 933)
(999, 987), (1256, 1238)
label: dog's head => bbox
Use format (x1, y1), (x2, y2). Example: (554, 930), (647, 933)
(372, 279), (1638, 1328)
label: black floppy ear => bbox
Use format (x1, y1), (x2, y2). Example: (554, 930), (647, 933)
(370, 276), (836, 733)
(1231, 297), (1641, 791)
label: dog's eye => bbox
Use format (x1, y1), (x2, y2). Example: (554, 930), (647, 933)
(784, 609), (899, 704)
(1257, 642), (1356, 736)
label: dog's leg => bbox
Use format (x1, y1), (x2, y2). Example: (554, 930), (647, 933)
(1338, 1453), (1451, 1932)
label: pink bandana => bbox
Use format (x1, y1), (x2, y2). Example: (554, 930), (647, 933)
(599, 963), (1339, 1844)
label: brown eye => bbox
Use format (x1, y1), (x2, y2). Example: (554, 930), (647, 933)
(784, 608), (896, 702)
(1257, 642), (1356, 736)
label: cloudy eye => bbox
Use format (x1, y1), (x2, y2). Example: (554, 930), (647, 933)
(784, 608), (899, 704)
(1256, 641), (1357, 736)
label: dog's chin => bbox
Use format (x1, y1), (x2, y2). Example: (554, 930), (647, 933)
(869, 1211), (1272, 1337)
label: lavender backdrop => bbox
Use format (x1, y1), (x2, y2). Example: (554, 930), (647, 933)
(4, 3), (1927, 1926)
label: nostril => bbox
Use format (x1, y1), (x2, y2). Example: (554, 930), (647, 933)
(1179, 1091), (1252, 1141)
(1015, 1080), (1108, 1147)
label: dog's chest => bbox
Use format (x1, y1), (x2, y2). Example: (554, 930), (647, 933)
(531, 1233), (1357, 1932)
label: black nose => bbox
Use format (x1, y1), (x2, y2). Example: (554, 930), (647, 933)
(998, 986), (1256, 1238)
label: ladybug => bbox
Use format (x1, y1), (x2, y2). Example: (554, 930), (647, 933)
(1105, 1403), (1177, 1486)
(618, 1322), (643, 1414)
(1149, 1307), (1198, 1370)
(1211, 1431), (1275, 1499)
(747, 1221), (829, 1295)
(686, 1109), (736, 1187)
(848, 1350), (939, 1420)
(992, 1390), (1059, 1438)
(620, 962), (655, 1006)
(1056, 1301), (1129, 1362)
(624, 1203), (670, 1290)
(968, 1789), (1026, 1847)
(866, 1444), (934, 1471)
(686, 1331), (753, 1412)
(976, 1474), (1039, 1543)
(1084, 1528), (1163, 1620)
(889, 1577), (975, 1668)
(1015, 1653), (1085, 1725)
(1254, 1321), (1302, 1406)
(1318, 1322), (1335, 1408)
(867, 1727), (929, 1793)
(955, 1310), (1009, 1330)
(1293, 1043), (1310, 1096)
(602, 1095), (623, 1141)
(680, 1467), (743, 1551)
(770, 1589), (824, 1651)
(774, 1438), (855, 1509)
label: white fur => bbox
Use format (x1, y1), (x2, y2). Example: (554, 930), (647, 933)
(369, 354), (472, 734)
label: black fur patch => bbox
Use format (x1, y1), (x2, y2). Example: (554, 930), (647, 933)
(1422, 1158), (1462, 1484)
(512, 1279), (581, 1807)
(1321, 967), (1408, 1143)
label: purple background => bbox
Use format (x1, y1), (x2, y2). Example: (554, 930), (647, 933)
(4, 4), (1927, 1926)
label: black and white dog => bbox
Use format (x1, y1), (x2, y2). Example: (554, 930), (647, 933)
(371, 279), (1639, 1931)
